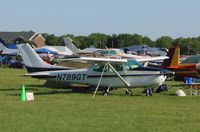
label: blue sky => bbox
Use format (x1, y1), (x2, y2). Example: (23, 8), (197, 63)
(1, 0), (200, 40)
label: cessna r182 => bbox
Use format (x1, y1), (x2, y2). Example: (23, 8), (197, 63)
(18, 44), (173, 96)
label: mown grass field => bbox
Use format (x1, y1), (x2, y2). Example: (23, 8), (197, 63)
(1, 68), (200, 132)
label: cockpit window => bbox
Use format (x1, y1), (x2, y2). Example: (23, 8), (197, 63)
(99, 50), (117, 55)
(126, 60), (143, 69)
(92, 63), (123, 72)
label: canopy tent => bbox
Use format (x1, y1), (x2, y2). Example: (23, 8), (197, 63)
(35, 48), (57, 54)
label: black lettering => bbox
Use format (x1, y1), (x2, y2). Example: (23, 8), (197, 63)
(76, 74), (81, 80)
(57, 74), (62, 80)
(62, 74), (67, 80)
(71, 74), (76, 80)
(82, 74), (87, 80)
(67, 74), (71, 80)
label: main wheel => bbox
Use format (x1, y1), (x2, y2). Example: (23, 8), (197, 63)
(103, 92), (108, 96)
(125, 90), (132, 95)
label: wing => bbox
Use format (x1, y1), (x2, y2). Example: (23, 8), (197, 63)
(60, 57), (127, 64)
(136, 56), (169, 62)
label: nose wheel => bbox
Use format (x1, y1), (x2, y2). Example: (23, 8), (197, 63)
(102, 86), (111, 96)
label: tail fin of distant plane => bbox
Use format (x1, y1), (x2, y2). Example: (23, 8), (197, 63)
(161, 46), (180, 68)
(0, 43), (9, 51)
(0, 43), (18, 55)
(63, 37), (80, 54)
(17, 43), (72, 73)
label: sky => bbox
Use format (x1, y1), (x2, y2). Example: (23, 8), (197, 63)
(1, 0), (200, 40)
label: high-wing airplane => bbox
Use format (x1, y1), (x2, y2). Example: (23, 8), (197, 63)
(161, 45), (200, 78)
(63, 37), (168, 63)
(18, 43), (173, 96)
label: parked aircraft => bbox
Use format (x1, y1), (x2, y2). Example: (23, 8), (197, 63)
(18, 43), (172, 96)
(63, 37), (168, 63)
(0, 43), (18, 55)
(161, 45), (200, 78)
(63, 37), (102, 56)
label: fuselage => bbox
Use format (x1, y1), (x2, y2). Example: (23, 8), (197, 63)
(28, 67), (167, 88)
(162, 63), (200, 78)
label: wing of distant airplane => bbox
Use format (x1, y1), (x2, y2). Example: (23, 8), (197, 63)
(77, 57), (127, 63)
(136, 56), (169, 62)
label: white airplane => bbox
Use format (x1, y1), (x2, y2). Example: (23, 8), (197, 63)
(0, 43), (18, 55)
(18, 43), (173, 96)
(63, 37), (102, 55)
(63, 37), (168, 63)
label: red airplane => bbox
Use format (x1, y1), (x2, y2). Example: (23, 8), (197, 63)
(161, 45), (200, 78)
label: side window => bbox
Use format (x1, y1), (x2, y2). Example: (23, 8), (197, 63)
(93, 65), (104, 72)
(113, 64), (123, 71)
(92, 64), (124, 72)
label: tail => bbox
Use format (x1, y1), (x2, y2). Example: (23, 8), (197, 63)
(0, 43), (18, 55)
(161, 45), (180, 68)
(0, 43), (9, 51)
(17, 43), (73, 73)
(63, 37), (80, 54)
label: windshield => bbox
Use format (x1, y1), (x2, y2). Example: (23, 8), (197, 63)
(126, 60), (143, 69)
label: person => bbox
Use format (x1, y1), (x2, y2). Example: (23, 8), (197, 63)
(142, 46), (147, 55)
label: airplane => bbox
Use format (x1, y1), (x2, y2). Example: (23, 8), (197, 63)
(63, 37), (81, 54)
(0, 42), (18, 55)
(63, 37), (103, 56)
(63, 37), (168, 63)
(18, 43), (173, 96)
(161, 45), (200, 78)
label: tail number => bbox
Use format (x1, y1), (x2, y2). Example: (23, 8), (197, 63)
(56, 73), (87, 81)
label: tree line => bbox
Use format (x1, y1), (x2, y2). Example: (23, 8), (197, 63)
(42, 33), (200, 55)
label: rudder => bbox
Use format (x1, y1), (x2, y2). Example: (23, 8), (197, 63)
(161, 46), (180, 68)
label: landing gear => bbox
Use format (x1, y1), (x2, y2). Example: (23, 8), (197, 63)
(103, 92), (108, 96)
(146, 88), (153, 96)
(102, 86), (111, 96)
(125, 88), (132, 95)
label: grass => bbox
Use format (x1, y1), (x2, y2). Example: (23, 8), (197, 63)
(1, 67), (200, 132)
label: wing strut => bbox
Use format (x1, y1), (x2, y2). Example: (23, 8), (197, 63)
(93, 63), (108, 98)
(107, 62), (130, 87)
(93, 62), (130, 98)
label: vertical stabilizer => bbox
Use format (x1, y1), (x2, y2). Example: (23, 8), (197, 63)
(0, 43), (9, 51)
(18, 43), (51, 68)
(0, 43), (18, 55)
(161, 46), (180, 68)
(17, 43), (72, 72)
(63, 37), (80, 54)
